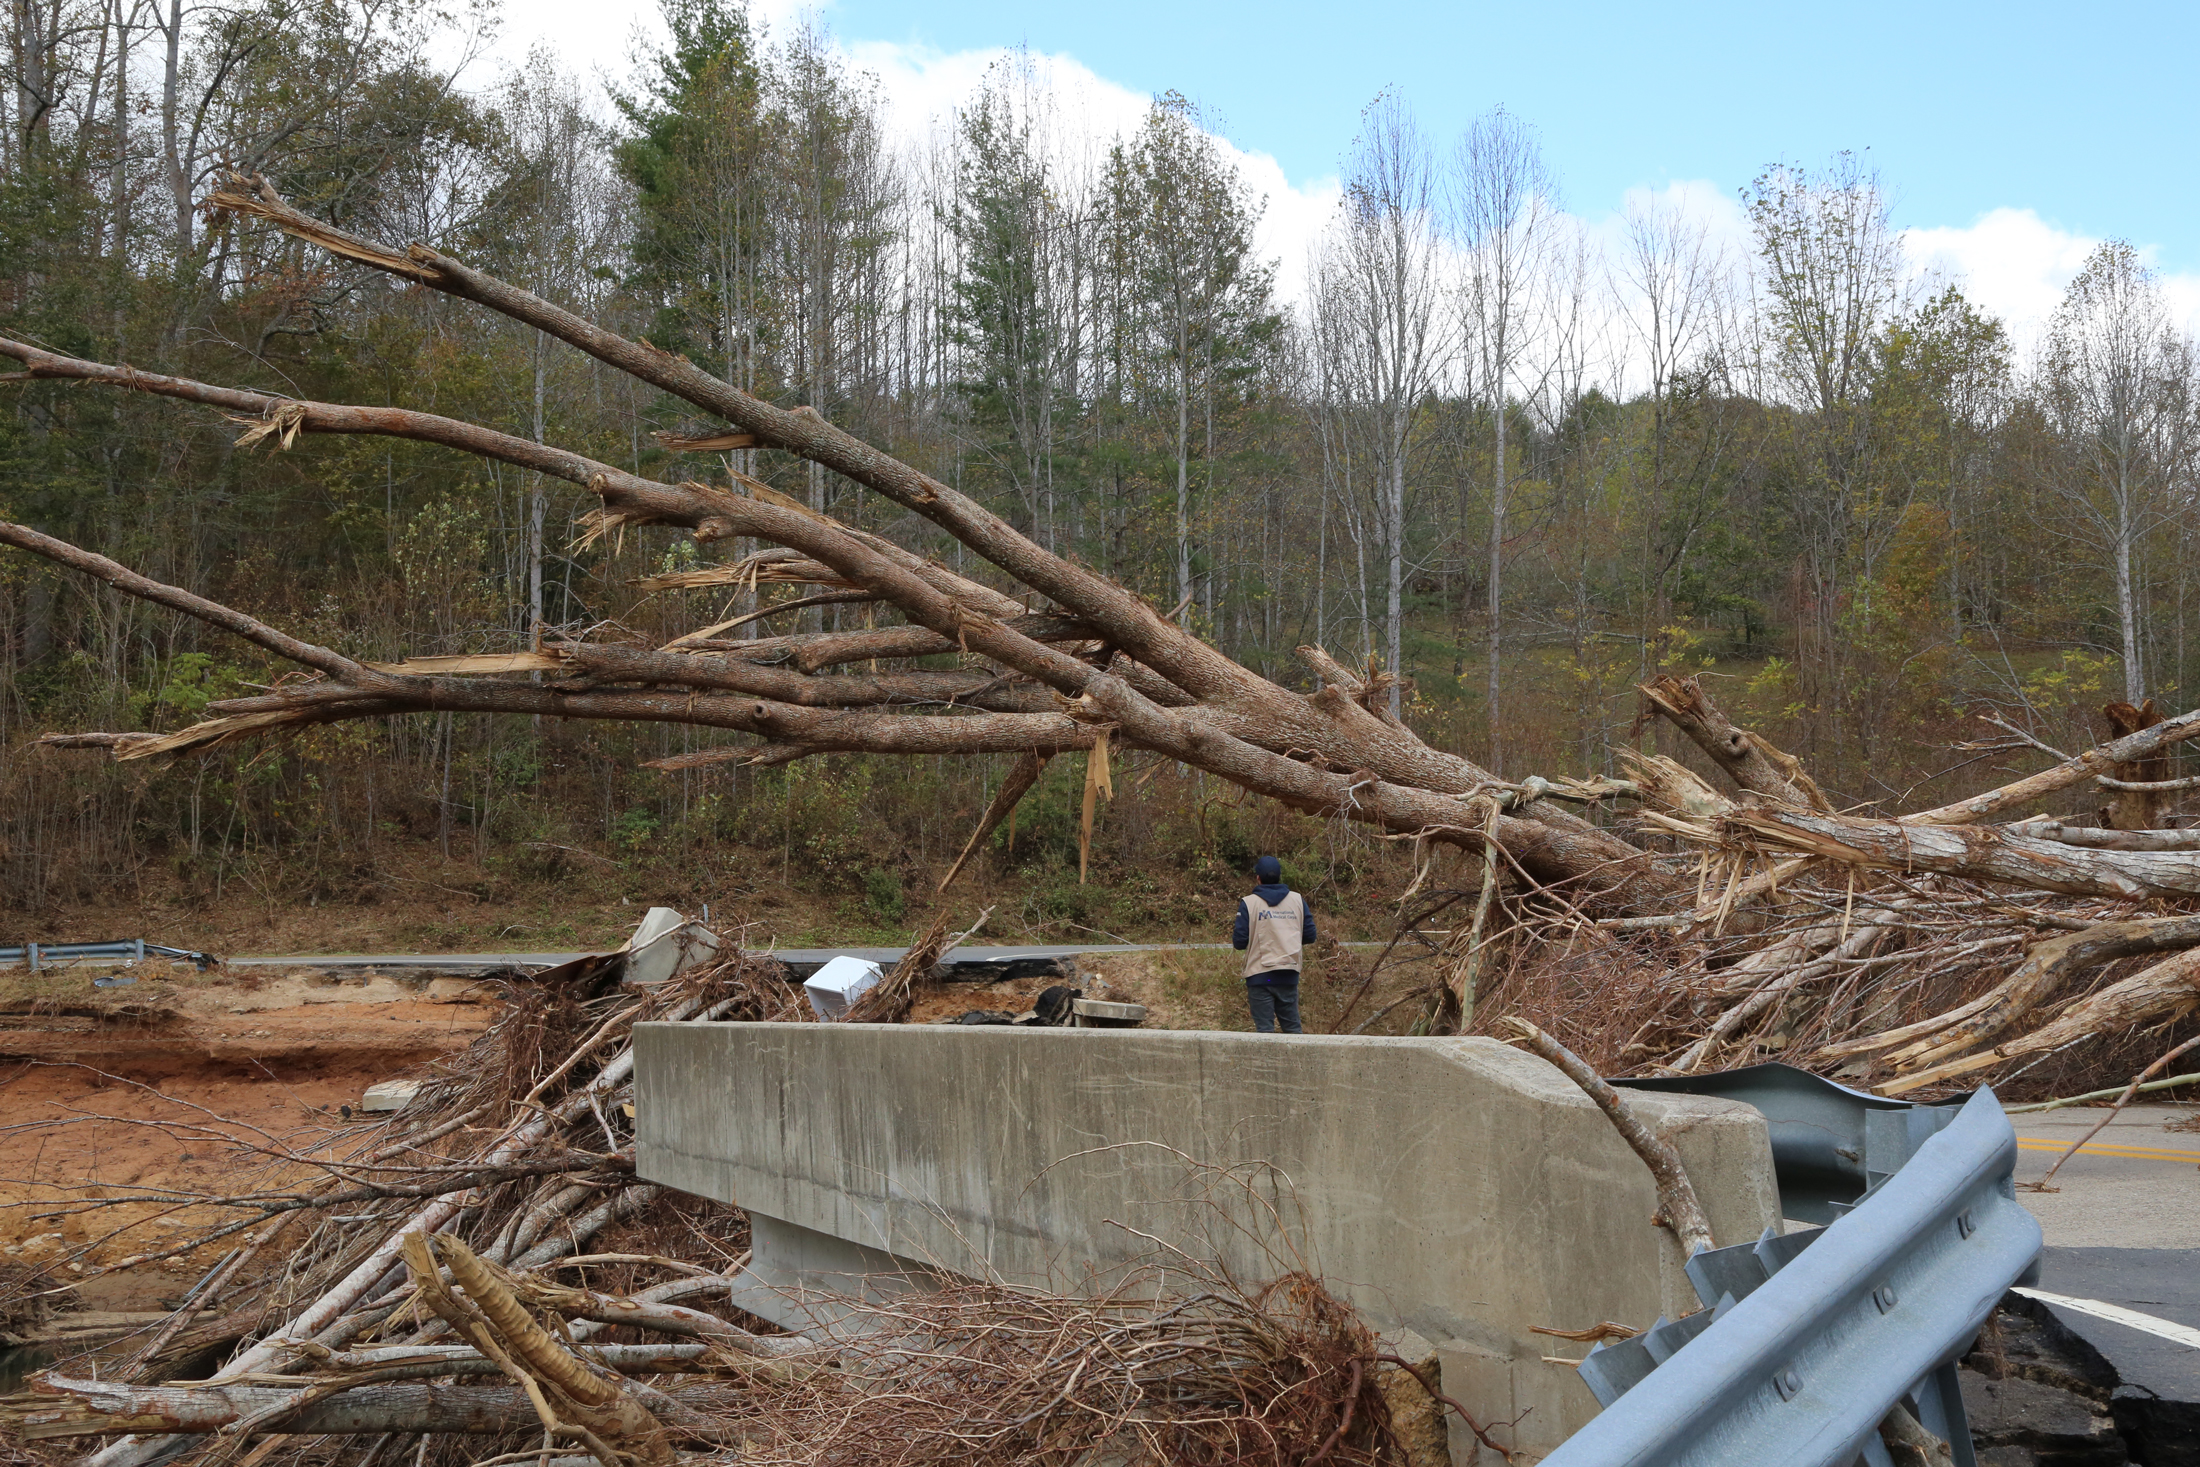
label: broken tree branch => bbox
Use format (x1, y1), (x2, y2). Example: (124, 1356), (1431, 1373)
(1637, 675), (1829, 810)
(2031, 1033), (2200, 1190)
(940, 753), (1050, 892)
(1499, 1019), (1714, 1257)
(1905, 704), (2200, 825)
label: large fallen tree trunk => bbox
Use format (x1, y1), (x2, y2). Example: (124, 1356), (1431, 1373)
(1881, 946), (2200, 1094)
(1721, 807), (2200, 899)
(1816, 913), (2200, 1074)
(6, 1376), (590, 1439)
(4, 1376), (750, 1440)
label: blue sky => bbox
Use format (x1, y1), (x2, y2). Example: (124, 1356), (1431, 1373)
(814, 0), (2199, 267)
(494, 0), (2200, 338)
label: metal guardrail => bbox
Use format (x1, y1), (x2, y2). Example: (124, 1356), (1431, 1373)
(1545, 1070), (2042, 1467)
(0, 940), (218, 972)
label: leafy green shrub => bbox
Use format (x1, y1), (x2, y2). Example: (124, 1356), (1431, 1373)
(863, 866), (905, 922)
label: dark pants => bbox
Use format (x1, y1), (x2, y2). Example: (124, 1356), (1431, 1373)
(1245, 974), (1302, 1034)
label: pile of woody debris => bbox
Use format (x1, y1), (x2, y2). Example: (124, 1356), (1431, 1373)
(1346, 680), (2200, 1108)
(0, 925), (1455, 1467)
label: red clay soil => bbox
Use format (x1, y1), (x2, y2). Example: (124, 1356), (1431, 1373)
(0, 968), (497, 1313)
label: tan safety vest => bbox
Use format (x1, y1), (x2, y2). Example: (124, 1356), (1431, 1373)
(1241, 890), (1307, 979)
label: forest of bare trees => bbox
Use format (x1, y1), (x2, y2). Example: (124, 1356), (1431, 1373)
(4, 0), (2197, 928)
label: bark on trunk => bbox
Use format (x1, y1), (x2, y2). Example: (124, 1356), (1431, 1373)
(2102, 699), (2169, 831)
(1863, 913), (2200, 1074)
(1881, 946), (2200, 1095)
(1637, 674), (1828, 810)
(10, 1377), (710, 1438)
(1726, 807), (2200, 899)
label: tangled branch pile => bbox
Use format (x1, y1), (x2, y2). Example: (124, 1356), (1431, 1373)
(1365, 678), (2200, 1097)
(0, 950), (1445, 1467)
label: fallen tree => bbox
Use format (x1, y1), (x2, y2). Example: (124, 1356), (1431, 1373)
(5, 174), (2200, 1101)
(0, 176), (1680, 915)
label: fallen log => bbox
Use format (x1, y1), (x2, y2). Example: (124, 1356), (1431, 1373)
(5, 1375), (721, 1439)
(513, 1277), (794, 1354)
(1880, 946), (2200, 1095)
(2014, 821), (2200, 853)
(1723, 808), (2200, 899)
(1820, 913), (2200, 1073)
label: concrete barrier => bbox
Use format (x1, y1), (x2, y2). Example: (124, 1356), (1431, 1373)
(635, 1024), (1780, 1461)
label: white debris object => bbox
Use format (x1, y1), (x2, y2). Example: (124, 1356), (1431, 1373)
(361, 1079), (422, 1113)
(804, 955), (883, 1020)
(622, 906), (723, 986)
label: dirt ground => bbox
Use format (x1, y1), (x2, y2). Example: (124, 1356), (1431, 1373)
(0, 962), (498, 1326)
(906, 945), (1435, 1035)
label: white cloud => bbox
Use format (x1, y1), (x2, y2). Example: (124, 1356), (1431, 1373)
(1901, 208), (2200, 357)
(449, 1), (2200, 371)
(466, 3), (1350, 307)
(841, 36), (1343, 306)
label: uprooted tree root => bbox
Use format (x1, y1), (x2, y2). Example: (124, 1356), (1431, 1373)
(730, 1271), (1410, 1466)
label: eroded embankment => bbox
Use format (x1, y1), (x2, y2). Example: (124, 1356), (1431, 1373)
(0, 965), (499, 1327)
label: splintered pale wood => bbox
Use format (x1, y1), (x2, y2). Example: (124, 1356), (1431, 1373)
(1637, 674), (1829, 810)
(1079, 730), (1114, 885)
(364, 654), (563, 675)
(651, 429), (758, 451)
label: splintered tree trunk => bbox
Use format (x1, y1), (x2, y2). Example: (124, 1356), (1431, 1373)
(1725, 807), (2200, 900)
(1638, 675), (1828, 810)
(2103, 699), (2167, 830)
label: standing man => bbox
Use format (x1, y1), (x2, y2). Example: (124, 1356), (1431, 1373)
(1232, 855), (1316, 1034)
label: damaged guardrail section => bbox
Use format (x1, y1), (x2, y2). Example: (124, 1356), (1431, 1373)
(1547, 1086), (2041, 1467)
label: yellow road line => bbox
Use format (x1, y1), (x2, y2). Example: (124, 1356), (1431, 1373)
(2016, 1137), (2200, 1165)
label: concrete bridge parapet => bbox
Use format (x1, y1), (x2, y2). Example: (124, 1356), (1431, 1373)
(634, 1024), (1780, 1460)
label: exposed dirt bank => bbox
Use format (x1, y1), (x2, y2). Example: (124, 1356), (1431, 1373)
(0, 965), (499, 1328)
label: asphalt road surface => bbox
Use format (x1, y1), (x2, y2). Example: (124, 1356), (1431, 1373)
(2011, 1102), (2200, 1249)
(2006, 1102), (2200, 1410)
